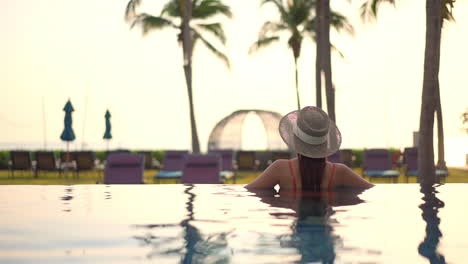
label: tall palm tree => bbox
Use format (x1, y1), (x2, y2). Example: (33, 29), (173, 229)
(125, 0), (232, 153)
(420, 0), (455, 179)
(250, 0), (353, 111)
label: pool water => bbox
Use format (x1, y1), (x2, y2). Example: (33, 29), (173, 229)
(0, 184), (467, 263)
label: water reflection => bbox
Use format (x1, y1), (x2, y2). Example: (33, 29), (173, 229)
(104, 185), (112, 200)
(60, 185), (74, 212)
(252, 188), (365, 263)
(418, 184), (446, 264)
(133, 185), (231, 263)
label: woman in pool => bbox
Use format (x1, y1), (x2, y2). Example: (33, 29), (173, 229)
(245, 106), (373, 192)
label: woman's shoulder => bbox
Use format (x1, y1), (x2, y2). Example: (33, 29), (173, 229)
(269, 158), (293, 171)
(328, 162), (374, 188)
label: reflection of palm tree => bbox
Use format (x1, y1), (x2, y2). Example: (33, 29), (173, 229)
(250, 0), (353, 111)
(418, 184), (446, 264)
(132, 185), (231, 262)
(124, 0), (232, 153)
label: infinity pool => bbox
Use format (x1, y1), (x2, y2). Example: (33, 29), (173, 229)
(0, 184), (466, 263)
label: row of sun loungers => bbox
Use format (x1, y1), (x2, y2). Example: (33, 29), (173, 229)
(6, 147), (448, 183)
(8, 151), (98, 178)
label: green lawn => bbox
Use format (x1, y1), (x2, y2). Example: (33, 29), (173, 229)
(0, 168), (467, 185)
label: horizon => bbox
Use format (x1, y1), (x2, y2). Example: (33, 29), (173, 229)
(2, 0), (468, 166)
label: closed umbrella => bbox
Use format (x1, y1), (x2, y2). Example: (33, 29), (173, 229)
(103, 110), (112, 150)
(60, 100), (75, 175)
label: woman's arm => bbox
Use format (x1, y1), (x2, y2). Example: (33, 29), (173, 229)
(244, 160), (282, 189)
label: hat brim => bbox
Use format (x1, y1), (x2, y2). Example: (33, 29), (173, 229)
(279, 110), (342, 158)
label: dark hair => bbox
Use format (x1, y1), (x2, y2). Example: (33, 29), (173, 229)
(298, 154), (326, 192)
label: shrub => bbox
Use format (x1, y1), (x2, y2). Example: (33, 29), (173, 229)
(0, 151), (9, 169)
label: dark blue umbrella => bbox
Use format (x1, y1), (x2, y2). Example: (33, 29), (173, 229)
(103, 110), (112, 140)
(60, 100), (75, 176)
(60, 100), (75, 142)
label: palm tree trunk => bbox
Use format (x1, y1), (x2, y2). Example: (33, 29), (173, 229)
(182, 0), (201, 153)
(294, 56), (301, 110)
(321, 0), (335, 122)
(419, 0), (442, 184)
(315, 0), (322, 109)
(435, 82), (446, 170)
(435, 20), (446, 171)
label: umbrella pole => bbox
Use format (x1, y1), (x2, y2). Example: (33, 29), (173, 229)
(65, 142), (69, 178)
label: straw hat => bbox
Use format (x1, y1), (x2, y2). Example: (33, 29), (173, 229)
(279, 106), (341, 158)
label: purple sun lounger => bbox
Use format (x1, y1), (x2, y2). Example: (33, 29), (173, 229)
(181, 154), (222, 184)
(104, 153), (145, 184)
(403, 147), (448, 177)
(327, 151), (342, 163)
(154, 150), (188, 181)
(209, 149), (235, 181)
(363, 149), (400, 178)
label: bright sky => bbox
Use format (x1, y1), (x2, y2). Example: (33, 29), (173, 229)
(2, 0), (467, 163)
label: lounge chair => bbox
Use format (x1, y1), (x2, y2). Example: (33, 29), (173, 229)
(209, 149), (235, 182)
(340, 149), (354, 168)
(9, 151), (33, 178)
(255, 151), (272, 171)
(103, 153), (145, 184)
(154, 150), (188, 182)
(236, 151), (257, 171)
(271, 151), (291, 162)
(181, 154), (222, 184)
(363, 149), (400, 179)
(403, 147), (448, 177)
(59, 151), (77, 176)
(34, 151), (61, 178)
(60, 151), (76, 164)
(327, 151), (342, 163)
(74, 151), (97, 178)
(327, 150), (353, 167)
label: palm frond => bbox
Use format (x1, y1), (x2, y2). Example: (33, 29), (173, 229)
(258, 21), (287, 39)
(125, 0), (142, 22)
(261, 0), (288, 20)
(160, 0), (179, 17)
(287, 0), (314, 26)
(331, 43), (345, 59)
(442, 0), (456, 22)
(330, 12), (354, 35)
(360, 0), (396, 22)
(304, 11), (354, 36)
(249, 36), (280, 55)
(195, 23), (227, 44)
(193, 29), (231, 69)
(193, 0), (233, 20)
(131, 14), (178, 36)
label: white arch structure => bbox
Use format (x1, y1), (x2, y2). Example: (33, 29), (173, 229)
(207, 109), (288, 151)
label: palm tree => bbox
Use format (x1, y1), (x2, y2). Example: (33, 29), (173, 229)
(421, 0), (455, 177)
(250, 0), (353, 111)
(125, 0), (232, 153)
